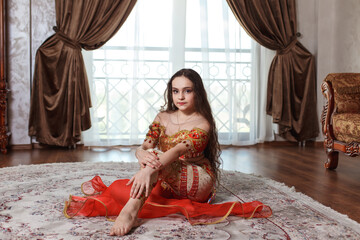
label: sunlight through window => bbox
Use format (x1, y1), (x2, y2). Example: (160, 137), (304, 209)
(85, 0), (254, 145)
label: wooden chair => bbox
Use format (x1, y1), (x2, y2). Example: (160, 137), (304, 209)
(321, 73), (360, 169)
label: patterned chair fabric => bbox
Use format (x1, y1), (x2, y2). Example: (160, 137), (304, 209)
(326, 73), (360, 114)
(333, 113), (360, 143)
(321, 73), (360, 169)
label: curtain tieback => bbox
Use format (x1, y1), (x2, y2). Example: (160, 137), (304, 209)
(53, 26), (81, 50)
(277, 37), (297, 55)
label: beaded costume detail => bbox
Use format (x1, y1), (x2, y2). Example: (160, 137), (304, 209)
(145, 121), (209, 159)
(145, 121), (214, 200)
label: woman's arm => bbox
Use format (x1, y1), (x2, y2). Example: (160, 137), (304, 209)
(141, 119), (210, 171)
(128, 142), (188, 198)
(152, 143), (187, 169)
(135, 115), (162, 169)
(135, 144), (161, 169)
(129, 117), (211, 198)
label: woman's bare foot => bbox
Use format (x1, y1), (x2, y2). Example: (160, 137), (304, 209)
(109, 198), (143, 236)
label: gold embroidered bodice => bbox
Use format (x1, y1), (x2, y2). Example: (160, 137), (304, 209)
(145, 121), (209, 160)
(143, 113), (215, 201)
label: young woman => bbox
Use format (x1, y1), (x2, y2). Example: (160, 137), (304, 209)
(64, 69), (271, 236)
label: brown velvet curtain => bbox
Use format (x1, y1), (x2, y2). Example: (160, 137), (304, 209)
(29, 0), (137, 146)
(226, 0), (319, 141)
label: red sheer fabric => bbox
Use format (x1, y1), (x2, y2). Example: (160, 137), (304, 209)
(64, 176), (272, 225)
(64, 113), (272, 224)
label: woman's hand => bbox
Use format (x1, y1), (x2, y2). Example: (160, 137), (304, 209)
(127, 167), (156, 198)
(135, 148), (162, 169)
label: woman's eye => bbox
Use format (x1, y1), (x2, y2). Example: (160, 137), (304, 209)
(173, 90), (178, 94)
(185, 89), (192, 93)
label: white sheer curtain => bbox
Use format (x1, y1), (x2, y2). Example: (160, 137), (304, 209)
(82, 0), (275, 146)
(254, 45), (276, 143)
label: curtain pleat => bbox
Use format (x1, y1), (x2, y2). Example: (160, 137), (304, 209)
(226, 0), (319, 141)
(29, 0), (137, 146)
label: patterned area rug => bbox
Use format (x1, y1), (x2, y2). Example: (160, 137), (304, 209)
(1, 162), (359, 240)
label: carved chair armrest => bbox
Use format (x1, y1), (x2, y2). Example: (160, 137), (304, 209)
(321, 81), (336, 140)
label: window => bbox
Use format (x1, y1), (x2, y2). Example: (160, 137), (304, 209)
(84, 0), (255, 145)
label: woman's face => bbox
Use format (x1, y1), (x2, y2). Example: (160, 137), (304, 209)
(171, 76), (195, 113)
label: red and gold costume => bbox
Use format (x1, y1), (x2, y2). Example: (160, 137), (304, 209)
(64, 113), (271, 224)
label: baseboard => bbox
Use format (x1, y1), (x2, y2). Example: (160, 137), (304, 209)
(9, 143), (86, 150)
(10, 144), (32, 150)
(8, 141), (324, 151)
(262, 140), (323, 147)
(220, 140), (324, 149)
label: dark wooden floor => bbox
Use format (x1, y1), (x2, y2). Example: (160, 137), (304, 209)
(1, 143), (359, 223)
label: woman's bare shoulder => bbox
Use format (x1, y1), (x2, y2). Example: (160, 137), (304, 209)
(157, 111), (174, 119)
(156, 111), (175, 125)
(195, 115), (210, 132)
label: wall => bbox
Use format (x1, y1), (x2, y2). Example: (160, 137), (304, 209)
(7, 0), (54, 145)
(6, 0), (360, 145)
(297, 0), (317, 54)
(7, 0), (31, 145)
(291, 0), (360, 141)
(316, 0), (360, 140)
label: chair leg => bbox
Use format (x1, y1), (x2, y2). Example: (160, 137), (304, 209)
(325, 150), (339, 169)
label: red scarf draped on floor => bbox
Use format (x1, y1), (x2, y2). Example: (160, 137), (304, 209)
(64, 176), (272, 225)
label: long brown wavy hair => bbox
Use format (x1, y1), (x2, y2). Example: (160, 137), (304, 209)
(161, 68), (222, 182)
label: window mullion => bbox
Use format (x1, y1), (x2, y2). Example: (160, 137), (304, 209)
(170, 0), (187, 72)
